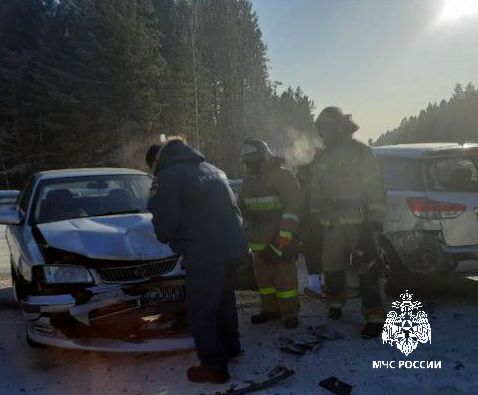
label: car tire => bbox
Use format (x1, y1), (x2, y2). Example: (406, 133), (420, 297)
(11, 259), (27, 304)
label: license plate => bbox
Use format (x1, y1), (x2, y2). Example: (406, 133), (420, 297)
(141, 286), (185, 306)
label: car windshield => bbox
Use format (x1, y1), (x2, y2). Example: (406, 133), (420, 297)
(378, 157), (425, 191)
(425, 154), (478, 192)
(33, 174), (152, 224)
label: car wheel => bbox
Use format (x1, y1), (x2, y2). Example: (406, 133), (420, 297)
(11, 262), (27, 304)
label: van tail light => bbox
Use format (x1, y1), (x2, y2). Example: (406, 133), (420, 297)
(407, 197), (466, 219)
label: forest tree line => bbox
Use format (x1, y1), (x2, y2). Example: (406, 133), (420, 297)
(374, 83), (478, 146)
(0, 0), (315, 188)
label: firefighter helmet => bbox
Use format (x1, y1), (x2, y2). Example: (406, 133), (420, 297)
(240, 138), (273, 163)
(316, 106), (359, 134)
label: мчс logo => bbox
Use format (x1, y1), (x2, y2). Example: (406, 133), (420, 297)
(382, 290), (431, 356)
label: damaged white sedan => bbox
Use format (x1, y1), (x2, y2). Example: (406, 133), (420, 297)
(0, 168), (194, 352)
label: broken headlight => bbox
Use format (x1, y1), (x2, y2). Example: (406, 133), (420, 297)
(42, 265), (94, 285)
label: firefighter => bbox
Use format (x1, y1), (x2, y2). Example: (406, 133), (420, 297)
(147, 138), (248, 384)
(239, 138), (302, 329)
(310, 107), (386, 338)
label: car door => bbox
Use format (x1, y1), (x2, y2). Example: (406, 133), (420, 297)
(424, 151), (478, 247)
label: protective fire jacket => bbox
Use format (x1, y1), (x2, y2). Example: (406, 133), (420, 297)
(239, 158), (302, 253)
(310, 139), (385, 227)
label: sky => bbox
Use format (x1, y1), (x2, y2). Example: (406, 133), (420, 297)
(251, 0), (478, 142)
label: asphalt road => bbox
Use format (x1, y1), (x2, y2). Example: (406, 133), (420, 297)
(1, 227), (478, 394)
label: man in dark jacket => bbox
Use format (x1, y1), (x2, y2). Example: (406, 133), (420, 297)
(146, 138), (248, 384)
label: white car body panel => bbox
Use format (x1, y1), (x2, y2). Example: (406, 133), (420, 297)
(7, 223), (45, 281)
(383, 190), (430, 233)
(2, 168), (192, 352)
(434, 192), (478, 246)
(37, 214), (174, 260)
(375, 143), (478, 272)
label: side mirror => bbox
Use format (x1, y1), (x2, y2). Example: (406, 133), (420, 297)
(0, 207), (24, 225)
(0, 190), (20, 206)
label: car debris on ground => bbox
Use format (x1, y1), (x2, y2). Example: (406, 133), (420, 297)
(278, 324), (343, 355)
(319, 376), (353, 395)
(211, 365), (295, 395)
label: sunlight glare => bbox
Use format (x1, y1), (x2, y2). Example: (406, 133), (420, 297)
(438, 0), (478, 22)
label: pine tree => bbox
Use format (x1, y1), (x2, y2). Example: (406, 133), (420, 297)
(374, 82), (478, 146)
(0, 0), (317, 186)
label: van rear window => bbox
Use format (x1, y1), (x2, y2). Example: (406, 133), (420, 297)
(425, 156), (478, 192)
(378, 157), (425, 191)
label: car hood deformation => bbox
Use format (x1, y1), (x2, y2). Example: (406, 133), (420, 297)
(37, 213), (174, 260)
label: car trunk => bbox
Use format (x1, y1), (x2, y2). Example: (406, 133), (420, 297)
(424, 150), (478, 247)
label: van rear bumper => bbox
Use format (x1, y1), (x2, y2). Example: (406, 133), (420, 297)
(442, 244), (478, 261)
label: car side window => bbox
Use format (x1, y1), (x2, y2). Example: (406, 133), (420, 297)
(378, 157), (425, 191)
(426, 157), (478, 192)
(18, 178), (34, 214)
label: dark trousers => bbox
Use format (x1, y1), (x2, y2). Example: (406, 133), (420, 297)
(185, 259), (241, 369)
(321, 224), (385, 323)
(253, 254), (299, 319)
(304, 223), (323, 275)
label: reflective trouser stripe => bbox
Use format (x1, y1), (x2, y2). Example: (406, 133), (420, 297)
(250, 243), (267, 252)
(279, 230), (293, 239)
(253, 253), (299, 318)
(259, 287), (276, 295)
(276, 289), (299, 299)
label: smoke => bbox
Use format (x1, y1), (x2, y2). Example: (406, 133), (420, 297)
(282, 127), (322, 167)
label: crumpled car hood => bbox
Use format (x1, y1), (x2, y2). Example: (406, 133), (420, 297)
(37, 214), (174, 260)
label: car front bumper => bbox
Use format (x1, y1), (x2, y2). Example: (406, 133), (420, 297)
(21, 277), (194, 352)
(26, 319), (195, 352)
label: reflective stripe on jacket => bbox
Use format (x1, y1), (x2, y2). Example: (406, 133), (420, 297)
(310, 139), (385, 226)
(240, 159), (302, 248)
